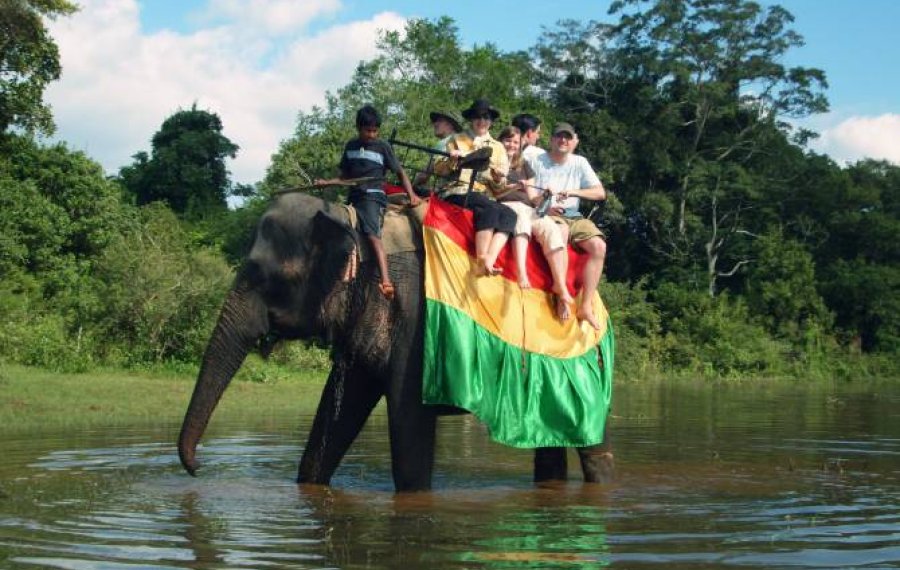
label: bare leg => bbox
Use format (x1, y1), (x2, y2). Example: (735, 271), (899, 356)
(482, 231), (510, 275)
(369, 235), (394, 299)
(533, 218), (572, 320)
(574, 237), (606, 329)
(513, 235), (531, 288)
(545, 246), (573, 320)
(474, 229), (494, 276)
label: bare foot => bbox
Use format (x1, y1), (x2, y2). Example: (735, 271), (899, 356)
(378, 281), (395, 300)
(474, 257), (498, 277)
(555, 295), (573, 321)
(576, 306), (602, 330)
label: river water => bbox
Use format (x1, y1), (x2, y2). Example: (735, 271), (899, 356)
(1, 380), (899, 569)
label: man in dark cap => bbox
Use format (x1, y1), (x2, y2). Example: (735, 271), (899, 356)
(414, 109), (465, 188)
(532, 122), (607, 329)
(429, 110), (463, 149)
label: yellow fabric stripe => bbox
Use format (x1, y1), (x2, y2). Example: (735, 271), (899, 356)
(424, 226), (607, 359)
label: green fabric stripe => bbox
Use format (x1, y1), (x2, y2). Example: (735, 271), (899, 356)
(424, 299), (613, 448)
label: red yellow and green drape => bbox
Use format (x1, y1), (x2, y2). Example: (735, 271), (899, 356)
(422, 198), (614, 448)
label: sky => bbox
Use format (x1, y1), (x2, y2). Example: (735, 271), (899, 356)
(44, 0), (900, 185)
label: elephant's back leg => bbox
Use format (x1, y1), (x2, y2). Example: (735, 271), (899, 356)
(576, 421), (614, 483)
(534, 420), (614, 484)
(297, 359), (382, 485)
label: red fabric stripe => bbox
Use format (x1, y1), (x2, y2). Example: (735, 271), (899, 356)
(424, 197), (588, 296)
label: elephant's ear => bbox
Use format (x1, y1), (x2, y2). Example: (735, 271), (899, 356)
(309, 210), (358, 302)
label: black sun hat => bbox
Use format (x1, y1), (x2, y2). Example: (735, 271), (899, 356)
(461, 98), (500, 121)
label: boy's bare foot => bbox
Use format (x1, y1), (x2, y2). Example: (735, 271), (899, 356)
(576, 306), (602, 330)
(378, 281), (395, 300)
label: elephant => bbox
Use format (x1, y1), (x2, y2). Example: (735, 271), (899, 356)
(177, 192), (614, 492)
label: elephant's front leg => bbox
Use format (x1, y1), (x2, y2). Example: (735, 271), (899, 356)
(385, 393), (436, 492)
(297, 359), (382, 485)
(384, 341), (436, 492)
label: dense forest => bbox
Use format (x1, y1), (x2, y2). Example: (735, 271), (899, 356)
(1, 0), (897, 381)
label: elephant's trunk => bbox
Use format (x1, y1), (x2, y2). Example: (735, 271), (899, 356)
(178, 286), (267, 475)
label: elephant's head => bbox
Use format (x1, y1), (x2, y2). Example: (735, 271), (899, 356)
(178, 193), (358, 476)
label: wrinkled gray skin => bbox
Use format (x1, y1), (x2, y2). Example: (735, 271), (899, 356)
(177, 193), (613, 492)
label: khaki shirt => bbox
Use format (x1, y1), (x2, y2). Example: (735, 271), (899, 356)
(434, 131), (509, 197)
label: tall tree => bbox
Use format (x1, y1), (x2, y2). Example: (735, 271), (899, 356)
(534, 1), (828, 293)
(0, 0), (77, 135)
(265, 18), (545, 194)
(120, 105), (239, 218)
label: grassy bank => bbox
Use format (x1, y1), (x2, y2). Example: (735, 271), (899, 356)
(0, 361), (328, 433)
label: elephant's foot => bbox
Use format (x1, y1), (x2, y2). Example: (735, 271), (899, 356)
(579, 450), (615, 483)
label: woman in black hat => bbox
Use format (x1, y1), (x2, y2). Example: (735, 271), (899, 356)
(433, 99), (516, 275)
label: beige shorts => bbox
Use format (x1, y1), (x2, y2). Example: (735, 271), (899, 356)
(505, 201), (566, 251)
(550, 215), (605, 243)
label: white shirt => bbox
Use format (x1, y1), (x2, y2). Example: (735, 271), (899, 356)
(522, 144), (546, 171)
(532, 153), (601, 216)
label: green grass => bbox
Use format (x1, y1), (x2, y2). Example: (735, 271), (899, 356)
(0, 361), (328, 433)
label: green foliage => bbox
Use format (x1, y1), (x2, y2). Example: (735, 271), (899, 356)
(88, 203), (235, 364)
(0, 274), (88, 372)
(820, 259), (900, 353)
(0, 0), (78, 135)
(1, 3), (896, 382)
(652, 284), (791, 377)
(745, 230), (832, 339)
(118, 105), (239, 218)
(265, 17), (547, 192)
(602, 280), (664, 379)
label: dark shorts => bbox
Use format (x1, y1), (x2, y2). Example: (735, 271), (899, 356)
(445, 193), (516, 235)
(351, 194), (387, 237)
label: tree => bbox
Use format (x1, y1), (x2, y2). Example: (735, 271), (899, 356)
(745, 230), (831, 339)
(119, 105), (239, 218)
(0, 0), (77, 135)
(265, 18), (546, 195)
(534, 1), (828, 293)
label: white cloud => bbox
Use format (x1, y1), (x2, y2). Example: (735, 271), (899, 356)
(811, 113), (900, 166)
(44, 0), (406, 184)
(197, 0), (342, 36)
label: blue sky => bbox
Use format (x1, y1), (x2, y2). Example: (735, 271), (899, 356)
(47, 0), (899, 184)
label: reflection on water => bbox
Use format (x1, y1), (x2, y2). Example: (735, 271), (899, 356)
(1, 381), (899, 568)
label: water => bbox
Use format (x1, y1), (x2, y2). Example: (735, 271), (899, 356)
(1, 381), (899, 569)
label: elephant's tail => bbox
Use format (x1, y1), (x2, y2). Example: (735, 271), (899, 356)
(178, 282), (268, 476)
